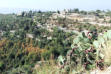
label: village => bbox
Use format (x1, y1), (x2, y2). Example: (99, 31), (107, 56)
(1, 10), (111, 40)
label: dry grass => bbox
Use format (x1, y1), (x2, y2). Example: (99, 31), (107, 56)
(33, 60), (61, 74)
(33, 60), (88, 74)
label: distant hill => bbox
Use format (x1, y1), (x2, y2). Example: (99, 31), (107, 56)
(0, 8), (35, 14)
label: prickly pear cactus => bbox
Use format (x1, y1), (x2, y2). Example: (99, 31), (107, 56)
(58, 30), (111, 73)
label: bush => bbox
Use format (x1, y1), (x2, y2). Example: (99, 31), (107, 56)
(0, 61), (4, 71)
(57, 30), (107, 73)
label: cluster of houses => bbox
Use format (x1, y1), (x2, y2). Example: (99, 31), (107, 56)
(51, 10), (111, 26)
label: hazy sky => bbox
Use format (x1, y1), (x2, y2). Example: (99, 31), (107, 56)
(0, 0), (111, 11)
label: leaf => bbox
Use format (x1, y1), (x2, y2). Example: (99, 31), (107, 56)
(58, 55), (65, 65)
(100, 53), (105, 59)
(78, 45), (83, 51)
(71, 44), (75, 49)
(93, 40), (99, 48)
(107, 30), (111, 39)
(83, 38), (90, 43)
(73, 37), (80, 44)
(103, 32), (108, 40)
(78, 32), (84, 38)
(98, 36), (105, 45)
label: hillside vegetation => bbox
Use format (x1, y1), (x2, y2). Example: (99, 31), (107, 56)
(0, 10), (111, 74)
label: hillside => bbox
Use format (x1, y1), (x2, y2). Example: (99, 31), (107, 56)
(0, 10), (111, 74)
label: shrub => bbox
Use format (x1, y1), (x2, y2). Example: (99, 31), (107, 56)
(0, 61), (4, 71)
(57, 30), (110, 73)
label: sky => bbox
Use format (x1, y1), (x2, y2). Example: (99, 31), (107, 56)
(0, 0), (111, 13)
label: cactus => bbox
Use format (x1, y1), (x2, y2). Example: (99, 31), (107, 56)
(57, 30), (111, 73)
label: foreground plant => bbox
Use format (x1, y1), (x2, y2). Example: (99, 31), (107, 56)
(58, 30), (111, 73)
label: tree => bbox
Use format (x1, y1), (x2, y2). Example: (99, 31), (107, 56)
(74, 8), (79, 13)
(57, 10), (60, 14)
(80, 10), (87, 15)
(96, 10), (101, 13)
(21, 11), (25, 17)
